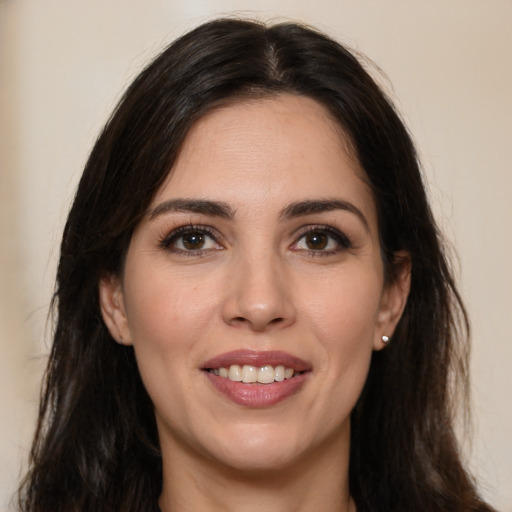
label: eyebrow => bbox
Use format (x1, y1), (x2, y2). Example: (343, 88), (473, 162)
(149, 197), (369, 232)
(280, 199), (370, 232)
(149, 198), (234, 220)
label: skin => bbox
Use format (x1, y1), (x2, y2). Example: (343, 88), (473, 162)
(100, 94), (410, 512)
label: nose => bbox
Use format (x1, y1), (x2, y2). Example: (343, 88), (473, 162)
(221, 252), (296, 332)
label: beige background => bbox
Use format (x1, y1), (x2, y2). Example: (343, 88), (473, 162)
(1, 0), (511, 510)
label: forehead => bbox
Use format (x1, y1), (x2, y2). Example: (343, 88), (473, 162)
(153, 94), (375, 223)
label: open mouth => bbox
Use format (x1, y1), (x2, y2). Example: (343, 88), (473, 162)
(201, 350), (311, 406)
(206, 364), (306, 384)
(202, 351), (311, 407)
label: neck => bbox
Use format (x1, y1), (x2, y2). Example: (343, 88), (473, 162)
(158, 427), (355, 512)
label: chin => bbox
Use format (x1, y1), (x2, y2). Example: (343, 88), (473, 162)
(199, 422), (326, 474)
(213, 445), (303, 474)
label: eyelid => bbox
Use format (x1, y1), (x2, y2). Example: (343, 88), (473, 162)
(157, 222), (352, 256)
(158, 224), (224, 254)
(290, 224), (352, 253)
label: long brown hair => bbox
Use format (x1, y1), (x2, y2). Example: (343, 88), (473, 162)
(18, 18), (495, 512)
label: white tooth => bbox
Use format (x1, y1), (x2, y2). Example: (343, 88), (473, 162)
(213, 368), (219, 376)
(284, 367), (294, 379)
(274, 365), (285, 382)
(228, 364), (242, 381)
(257, 365), (275, 384)
(219, 367), (228, 378)
(242, 365), (257, 383)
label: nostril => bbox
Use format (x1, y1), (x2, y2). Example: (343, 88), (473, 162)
(230, 315), (285, 328)
(231, 317), (247, 326)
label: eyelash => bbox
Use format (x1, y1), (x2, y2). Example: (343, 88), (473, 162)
(292, 225), (352, 256)
(158, 224), (222, 256)
(158, 224), (352, 256)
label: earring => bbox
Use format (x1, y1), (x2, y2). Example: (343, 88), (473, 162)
(381, 335), (390, 345)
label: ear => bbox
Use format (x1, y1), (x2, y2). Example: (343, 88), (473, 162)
(373, 251), (411, 351)
(98, 273), (133, 345)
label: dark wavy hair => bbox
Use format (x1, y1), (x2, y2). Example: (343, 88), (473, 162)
(18, 18), (495, 512)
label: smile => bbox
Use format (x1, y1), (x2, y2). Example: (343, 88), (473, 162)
(207, 364), (299, 384)
(202, 350), (311, 407)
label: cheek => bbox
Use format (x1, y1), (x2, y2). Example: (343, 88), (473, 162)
(301, 268), (382, 394)
(121, 264), (221, 373)
(120, 268), (222, 434)
(304, 267), (382, 344)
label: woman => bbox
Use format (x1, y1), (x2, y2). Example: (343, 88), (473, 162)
(17, 18), (495, 512)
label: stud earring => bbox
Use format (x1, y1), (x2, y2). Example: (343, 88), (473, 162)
(381, 335), (390, 345)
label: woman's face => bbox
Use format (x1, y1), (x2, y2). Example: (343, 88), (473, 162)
(100, 94), (409, 474)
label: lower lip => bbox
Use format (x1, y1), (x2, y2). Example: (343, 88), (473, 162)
(204, 372), (309, 408)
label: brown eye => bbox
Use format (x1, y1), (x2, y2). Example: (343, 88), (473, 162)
(181, 232), (206, 250)
(304, 231), (328, 250)
(292, 226), (352, 254)
(161, 226), (221, 254)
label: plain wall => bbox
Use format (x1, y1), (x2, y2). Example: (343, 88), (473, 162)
(1, 0), (511, 510)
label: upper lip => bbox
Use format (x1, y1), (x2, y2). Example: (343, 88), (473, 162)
(201, 350), (311, 372)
